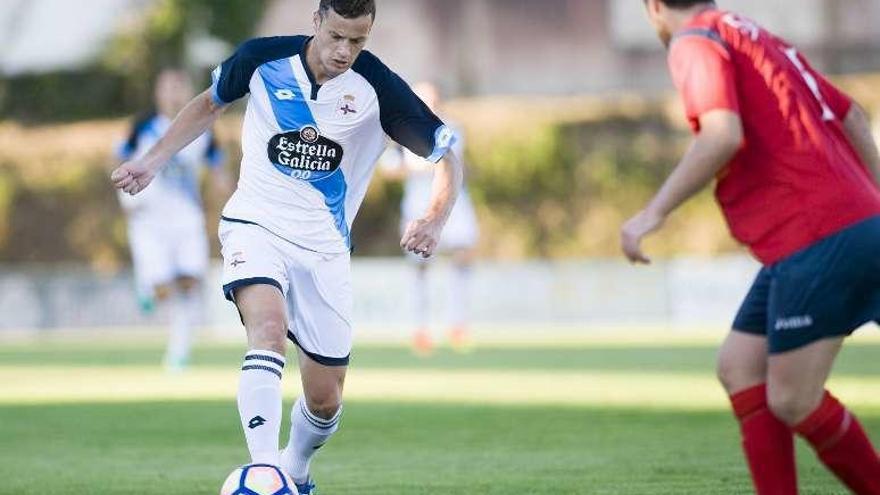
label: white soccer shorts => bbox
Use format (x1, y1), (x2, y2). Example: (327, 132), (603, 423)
(401, 191), (479, 257)
(436, 195), (480, 251)
(219, 219), (353, 366)
(128, 215), (209, 293)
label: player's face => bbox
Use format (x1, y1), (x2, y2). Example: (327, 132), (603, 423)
(311, 9), (373, 79)
(155, 71), (194, 117)
(644, 0), (673, 47)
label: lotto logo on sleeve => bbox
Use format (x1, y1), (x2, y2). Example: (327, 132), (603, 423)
(267, 125), (344, 182)
(274, 89), (296, 101)
(435, 126), (455, 149)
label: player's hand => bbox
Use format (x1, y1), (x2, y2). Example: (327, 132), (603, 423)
(401, 217), (444, 258)
(111, 159), (157, 195)
(621, 208), (666, 264)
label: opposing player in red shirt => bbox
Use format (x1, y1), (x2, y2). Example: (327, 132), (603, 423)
(623, 1), (880, 493)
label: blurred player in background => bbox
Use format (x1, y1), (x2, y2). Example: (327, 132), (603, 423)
(623, 1), (880, 493)
(383, 82), (479, 356)
(873, 105), (880, 157)
(115, 68), (232, 372)
(111, 1), (463, 493)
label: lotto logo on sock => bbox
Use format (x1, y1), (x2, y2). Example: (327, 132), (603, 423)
(248, 415), (267, 429)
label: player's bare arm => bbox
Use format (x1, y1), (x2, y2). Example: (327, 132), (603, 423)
(401, 149), (464, 258)
(842, 102), (880, 185)
(111, 90), (227, 195)
(621, 109), (742, 263)
(209, 165), (236, 202)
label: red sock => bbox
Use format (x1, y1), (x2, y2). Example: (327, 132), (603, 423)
(730, 384), (798, 495)
(794, 391), (880, 495)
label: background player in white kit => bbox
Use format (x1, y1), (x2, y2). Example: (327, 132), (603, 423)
(111, 1), (463, 493)
(383, 82), (479, 356)
(874, 106), (880, 173)
(115, 68), (231, 371)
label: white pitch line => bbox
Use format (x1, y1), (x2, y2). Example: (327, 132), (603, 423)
(1, 367), (879, 412)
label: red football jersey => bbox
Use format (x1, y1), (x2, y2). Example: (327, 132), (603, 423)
(668, 9), (880, 264)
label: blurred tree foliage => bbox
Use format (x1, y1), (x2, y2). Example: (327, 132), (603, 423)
(0, 70), (130, 124)
(457, 116), (734, 259)
(0, 101), (743, 265)
(0, 0), (265, 124)
(103, 0), (267, 110)
(353, 97), (742, 258)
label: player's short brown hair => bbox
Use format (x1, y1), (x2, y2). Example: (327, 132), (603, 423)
(319, 0), (376, 20)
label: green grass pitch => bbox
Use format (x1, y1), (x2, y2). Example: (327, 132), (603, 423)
(1, 334), (878, 494)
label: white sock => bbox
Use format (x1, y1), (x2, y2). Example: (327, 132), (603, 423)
(449, 264), (471, 328)
(165, 289), (201, 366)
(283, 396), (342, 483)
(238, 350), (286, 465)
(413, 265), (430, 331)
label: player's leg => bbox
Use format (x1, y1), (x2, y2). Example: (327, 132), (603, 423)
(128, 220), (173, 313)
(442, 189), (479, 351)
(164, 224), (210, 370)
(411, 259), (433, 356)
(766, 337), (841, 425)
(719, 269), (798, 494)
(768, 338), (880, 494)
(766, 216), (880, 494)
(720, 335), (798, 494)
(716, 331), (767, 395)
(164, 275), (201, 371)
(447, 247), (475, 352)
(220, 220), (290, 466)
(129, 220), (186, 369)
(153, 283), (173, 301)
(234, 285), (289, 465)
(153, 281), (176, 365)
(280, 248), (352, 492)
(283, 352), (346, 492)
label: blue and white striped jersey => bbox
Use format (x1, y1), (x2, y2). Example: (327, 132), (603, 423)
(116, 113), (224, 219)
(211, 36), (456, 254)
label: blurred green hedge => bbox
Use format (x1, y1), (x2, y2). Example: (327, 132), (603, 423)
(0, 96), (741, 267)
(449, 110), (735, 259)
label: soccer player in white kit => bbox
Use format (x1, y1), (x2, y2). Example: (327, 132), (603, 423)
(111, 1), (463, 493)
(873, 106), (880, 175)
(115, 68), (231, 371)
(384, 82), (479, 355)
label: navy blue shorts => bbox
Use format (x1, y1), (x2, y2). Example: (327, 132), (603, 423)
(733, 215), (880, 354)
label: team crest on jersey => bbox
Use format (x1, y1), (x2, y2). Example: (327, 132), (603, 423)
(337, 94), (358, 117)
(230, 251), (246, 268)
(268, 126), (344, 182)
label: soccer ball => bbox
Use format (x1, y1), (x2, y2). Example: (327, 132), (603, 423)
(220, 464), (298, 495)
